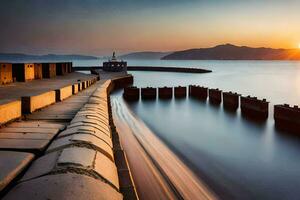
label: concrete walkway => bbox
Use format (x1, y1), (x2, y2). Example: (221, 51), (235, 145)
(0, 72), (137, 200)
(0, 72), (96, 104)
(0, 74), (101, 196)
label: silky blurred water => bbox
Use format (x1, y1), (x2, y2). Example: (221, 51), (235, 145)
(77, 59), (300, 199)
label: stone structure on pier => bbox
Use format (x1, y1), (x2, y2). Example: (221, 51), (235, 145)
(159, 87), (173, 99)
(223, 91), (240, 110)
(123, 86), (140, 101)
(0, 62), (73, 84)
(174, 86), (187, 98)
(241, 96), (269, 119)
(209, 88), (222, 104)
(141, 87), (156, 99)
(103, 52), (127, 72)
(274, 104), (300, 133)
(189, 85), (208, 100)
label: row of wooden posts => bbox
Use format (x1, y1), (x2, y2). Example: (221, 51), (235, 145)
(0, 62), (73, 84)
(123, 85), (300, 133)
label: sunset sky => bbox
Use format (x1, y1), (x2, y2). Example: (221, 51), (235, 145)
(0, 0), (300, 55)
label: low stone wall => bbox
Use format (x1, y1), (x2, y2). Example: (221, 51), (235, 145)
(22, 91), (56, 114)
(55, 85), (73, 102)
(0, 100), (21, 125)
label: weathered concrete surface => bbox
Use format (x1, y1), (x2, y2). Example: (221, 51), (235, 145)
(0, 139), (50, 152)
(0, 123), (62, 153)
(57, 126), (112, 147)
(0, 100), (21, 125)
(26, 83), (99, 122)
(0, 151), (34, 192)
(8, 121), (65, 130)
(0, 72), (97, 105)
(47, 131), (114, 161)
(4, 174), (122, 200)
(56, 85), (73, 102)
(21, 91), (56, 114)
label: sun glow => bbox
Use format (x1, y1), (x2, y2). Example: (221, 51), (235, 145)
(298, 43), (300, 49)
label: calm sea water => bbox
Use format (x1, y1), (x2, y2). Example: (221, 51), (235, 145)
(77, 59), (300, 199)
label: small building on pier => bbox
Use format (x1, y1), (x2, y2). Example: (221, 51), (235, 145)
(103, 52), (127, 72)
(12, 63), (35, 82)
(56, 62), (73, 75)
(0, 63), (13, 84)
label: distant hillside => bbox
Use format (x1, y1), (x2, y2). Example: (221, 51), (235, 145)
(120, 51), (171, 60)
(0, 53), (98, 62)
(162, 44), (300, 60)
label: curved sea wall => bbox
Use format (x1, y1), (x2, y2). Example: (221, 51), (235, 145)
(3, 76), (138, 200)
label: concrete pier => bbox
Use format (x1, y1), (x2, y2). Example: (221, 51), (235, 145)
(274, 104), (300, 133)
(241, 96), (269, 119)
(223, 91), (240, 110)
(141, 87), (157, 100)
(123, 86), (140, 101)
(189, 85), (208, 100)
(209, 88), (222, 104)
(0, 73), (138, 200)
(174, 86), (186, 98)
(158, 87), (172, 99)
(74, 66), (212, 74)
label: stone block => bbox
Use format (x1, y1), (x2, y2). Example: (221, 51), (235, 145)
(0, 151), (34, 191)
(70, 118), (110, 133)
(21, 91), (56, 114)
(21, 151), (59, 181)
(0, 139), (50, 152)
(4, 174), (123, 200)
(68, 122), (111, 137)
(58, 147), (96, 168)
(46, 134), (114, 161)
(57, 126), (112, 147)
(0, 100), (21, 125)
(55, 85), (73, 102)
(94, 151), (119, 189)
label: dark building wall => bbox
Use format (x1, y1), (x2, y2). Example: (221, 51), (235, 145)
(34, 63), (43, 79)
(42, 63), (56, 78)
(12, 64), (25, 82)
(56, 63), (68, 75)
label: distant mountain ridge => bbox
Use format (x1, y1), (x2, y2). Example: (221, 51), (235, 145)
(0, 53), (98, 62)
(120, 51), (171, 60)
(162, 44), (300, 60)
